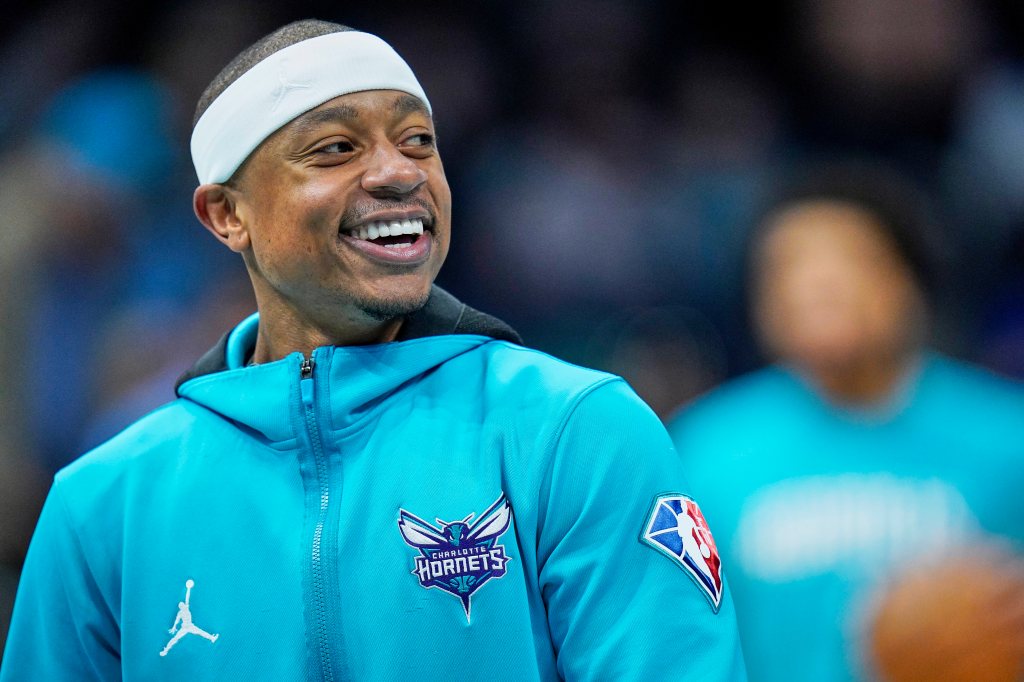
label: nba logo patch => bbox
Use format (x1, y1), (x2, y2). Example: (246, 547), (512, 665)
(398, 494), (513, 621)
(641, 493), (724, 612)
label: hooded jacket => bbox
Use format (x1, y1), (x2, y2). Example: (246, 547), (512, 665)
(1, 287), (745, 681)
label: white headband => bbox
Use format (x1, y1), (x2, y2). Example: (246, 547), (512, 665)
(190, 31), (431, 184)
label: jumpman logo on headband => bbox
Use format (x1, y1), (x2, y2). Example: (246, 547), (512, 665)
(270, 56), (313, 113)
(159, 579), (219, 657)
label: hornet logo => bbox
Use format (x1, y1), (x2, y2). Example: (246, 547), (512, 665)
(398, 494), (513, 621)
(641, 494), (724, 611)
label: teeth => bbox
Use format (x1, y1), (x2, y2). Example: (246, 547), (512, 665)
(347, 218), (425, 241)
(375, 219), (423, 236)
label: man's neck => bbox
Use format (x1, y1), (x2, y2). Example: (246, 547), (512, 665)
(805, 349), (921, 408)
(250, 302), (404, 364)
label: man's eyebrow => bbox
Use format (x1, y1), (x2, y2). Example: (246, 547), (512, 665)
(393, 94), (430, 119)
(289, 104), (360, 136)
(286, 95), (430, 139)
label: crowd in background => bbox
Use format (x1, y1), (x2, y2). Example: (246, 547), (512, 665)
(2, 0), (1024, 672)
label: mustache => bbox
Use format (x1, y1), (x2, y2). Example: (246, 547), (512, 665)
(340, 197), (435, 229)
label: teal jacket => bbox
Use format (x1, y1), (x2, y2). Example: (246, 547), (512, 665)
(2, 289), (745, 681)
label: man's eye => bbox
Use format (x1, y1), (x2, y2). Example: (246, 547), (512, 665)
(318, 141), (353, 154)
(405, 133), (435, 147)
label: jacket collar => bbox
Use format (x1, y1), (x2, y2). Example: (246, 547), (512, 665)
(175, 285), (520, 393)
(173, 287), (521, 443)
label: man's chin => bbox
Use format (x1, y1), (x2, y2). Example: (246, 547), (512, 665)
(353, 288), (432, 323)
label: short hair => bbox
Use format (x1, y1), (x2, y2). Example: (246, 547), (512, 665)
(192, 19), (354, 129)
(748, 161), (942, 301)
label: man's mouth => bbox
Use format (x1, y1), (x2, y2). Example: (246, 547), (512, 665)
(343, 218), (426, 249)
(339, 216), (433, 264)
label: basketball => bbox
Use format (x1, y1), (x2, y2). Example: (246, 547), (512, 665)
(867, 547), (1024, 682)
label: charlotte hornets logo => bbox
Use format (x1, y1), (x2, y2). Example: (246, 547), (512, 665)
(398, 494), (513, 621)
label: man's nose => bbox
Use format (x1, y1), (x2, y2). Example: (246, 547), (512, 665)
(361, 144), (427, 196)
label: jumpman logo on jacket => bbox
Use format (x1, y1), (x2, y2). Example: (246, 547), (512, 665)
(159, 579), (219, 657)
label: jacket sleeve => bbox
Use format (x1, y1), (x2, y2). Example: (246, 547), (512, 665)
(1, 478), (120, 680)
(537, 378), (747, 681)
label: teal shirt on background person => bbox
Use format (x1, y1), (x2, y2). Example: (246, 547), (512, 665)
(2, 298), (746, 681)
(668, 353), (1024, 681)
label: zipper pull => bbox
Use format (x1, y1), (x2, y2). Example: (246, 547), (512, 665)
(300, 356), (316, 407)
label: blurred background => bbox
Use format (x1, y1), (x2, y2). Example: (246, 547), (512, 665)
(2, 0), (1024, 669)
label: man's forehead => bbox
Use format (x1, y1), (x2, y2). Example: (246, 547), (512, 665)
(287, 91), (431, 136)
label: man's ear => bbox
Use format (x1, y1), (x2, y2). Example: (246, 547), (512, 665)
(194, 184), (251, 253)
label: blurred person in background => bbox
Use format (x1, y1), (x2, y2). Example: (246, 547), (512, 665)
(669, 164), (1024, 682)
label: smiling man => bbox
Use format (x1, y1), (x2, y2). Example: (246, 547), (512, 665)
(0, 20), (745, 681)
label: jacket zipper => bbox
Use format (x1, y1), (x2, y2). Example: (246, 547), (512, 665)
(301, 355), (335, 682)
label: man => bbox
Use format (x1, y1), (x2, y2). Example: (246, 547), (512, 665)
(1, 20), (745, 680)
(668, 166), (1024, 681)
